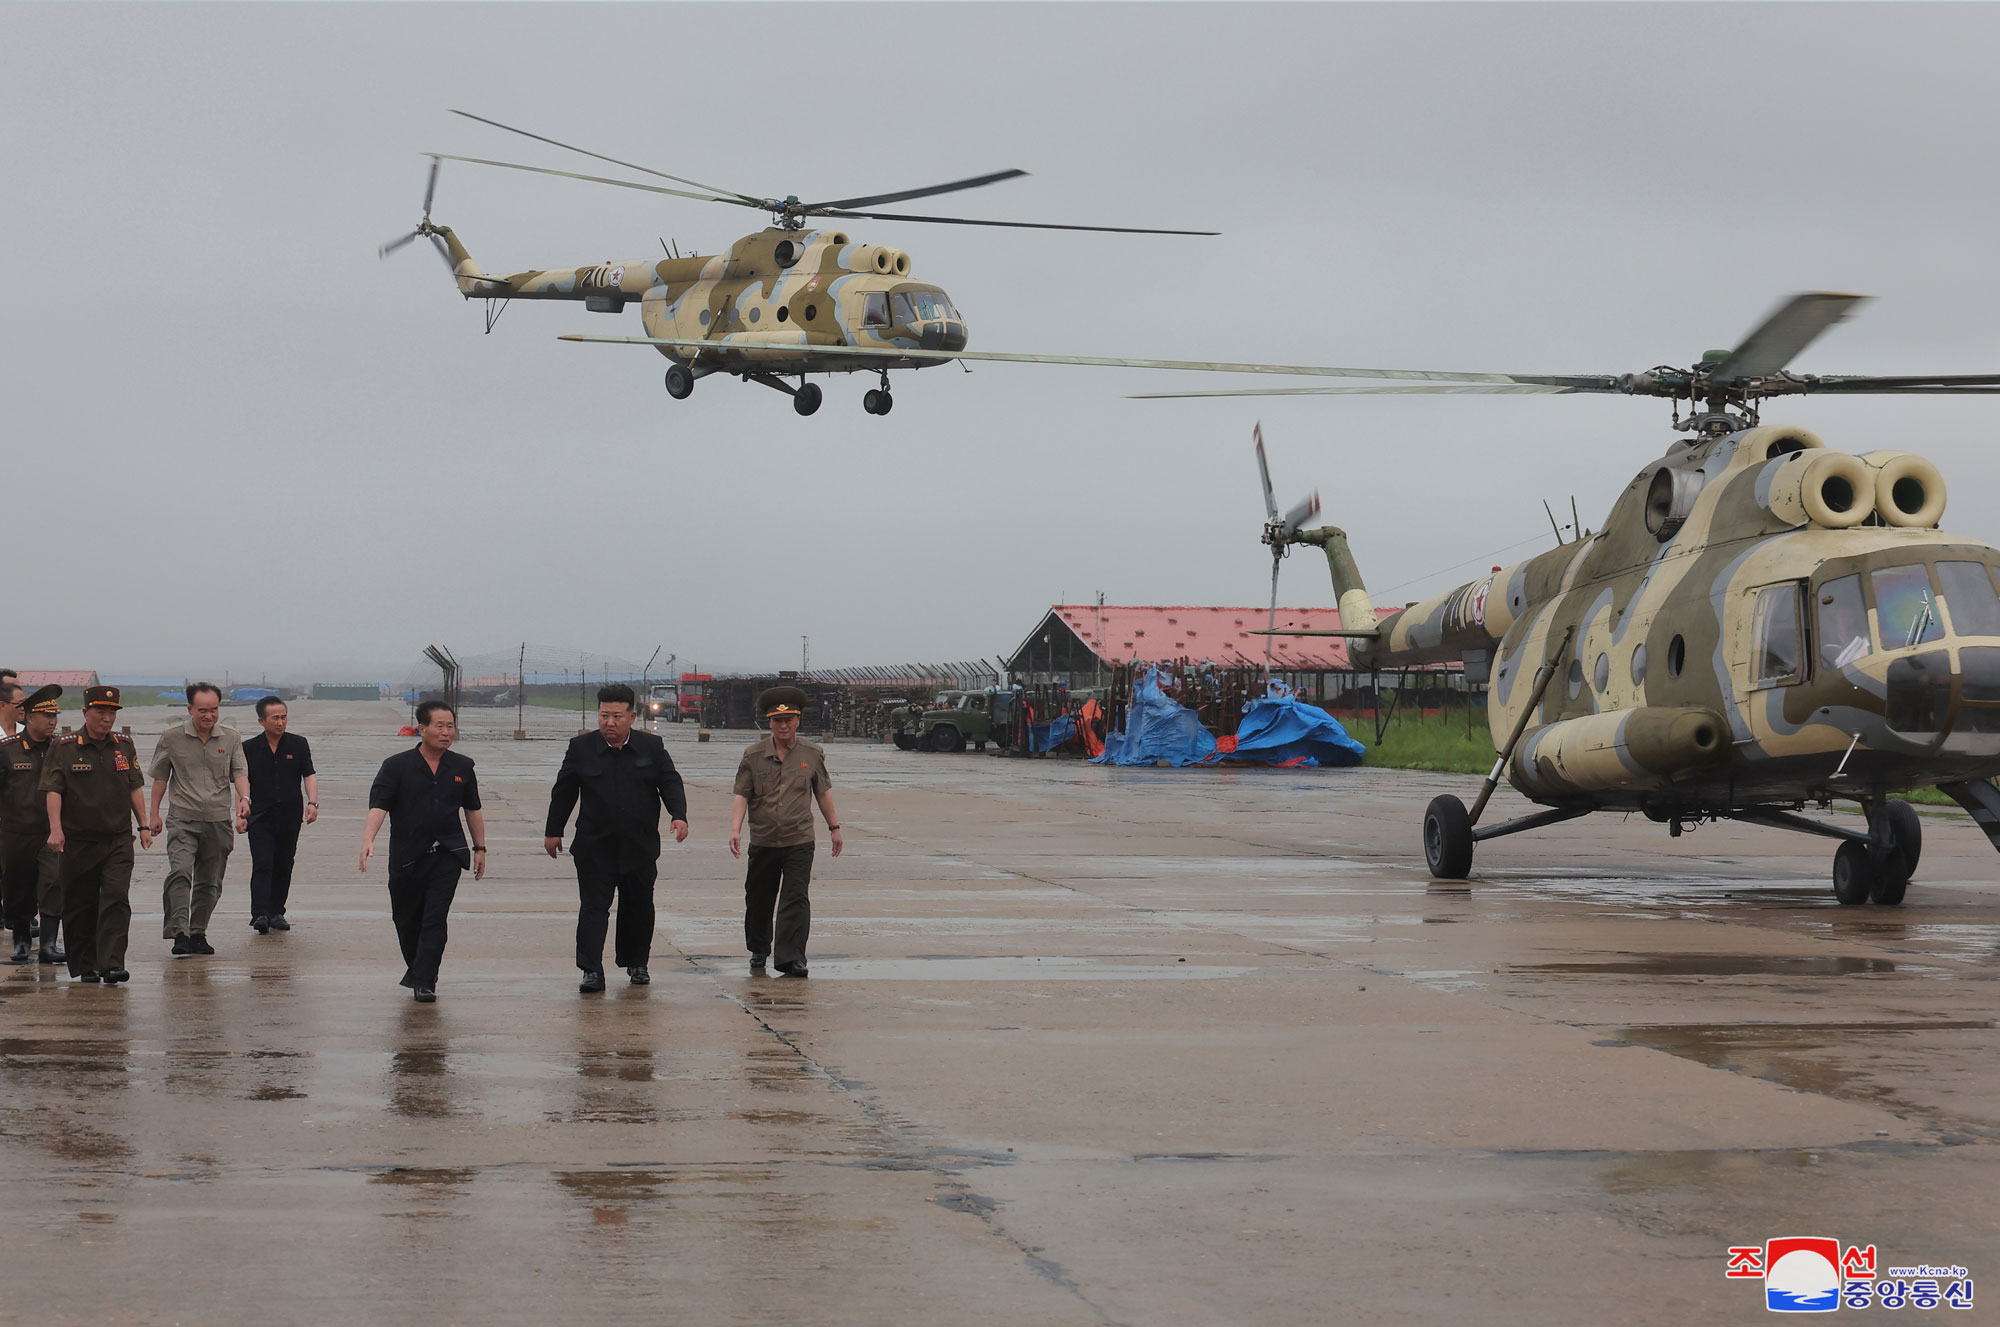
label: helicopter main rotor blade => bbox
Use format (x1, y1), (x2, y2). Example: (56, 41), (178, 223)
(558, 333), (1583, 383)
(1254, 424), (1277, 522)
(449, 109), (763, 206)
(426, 153), (754, 209)
(813, 206), (1218, 236)
(1130, 383), (1583, 398)
(1711, 292), (1868, 384)
(1786, 373), (2000, 395)
(804, 169), (1029, 213)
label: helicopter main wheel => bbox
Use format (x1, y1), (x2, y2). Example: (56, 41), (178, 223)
(664, 364), (695, 399)
(864, 388), (894, 416)
(1423, 795), (1474, 879)
(793, 383), (823, 416)
(1832, 840), (1875, 905)
(1869, 799), (1921, 905)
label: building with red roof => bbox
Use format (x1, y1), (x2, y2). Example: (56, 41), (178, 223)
(1005, 605), (1397, 681)
(12, 670), (99, 689)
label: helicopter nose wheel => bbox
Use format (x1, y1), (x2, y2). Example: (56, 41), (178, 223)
(664, 364), (694, 400)
(863, 388), (895, 416)
(793, 382), (823, 416)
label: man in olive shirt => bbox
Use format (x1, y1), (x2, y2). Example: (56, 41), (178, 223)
(2, 685), (66, 963)
(729, 686), (842, 977)
(42, 686), (153, 984)
(147, 682), (250, 957)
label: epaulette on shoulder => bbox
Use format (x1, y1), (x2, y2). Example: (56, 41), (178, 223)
(0, 734), (21, 748)
(115, 732), (137, 745)
(54, 734), (80, 745)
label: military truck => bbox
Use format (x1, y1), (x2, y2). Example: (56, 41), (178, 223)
(889, 689), (1016, 752)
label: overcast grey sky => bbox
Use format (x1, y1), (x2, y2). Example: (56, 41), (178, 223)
(7, 3), (2000, 682)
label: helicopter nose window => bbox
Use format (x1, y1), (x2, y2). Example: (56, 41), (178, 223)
(1938, 561), (2000, 638)
(863, 293), (891, 326)
(1750, 584), (1805, 688)
(1817, 575), (1870, 670)
(892, 293), (918, 325)
(1872, 564), (1944, 650)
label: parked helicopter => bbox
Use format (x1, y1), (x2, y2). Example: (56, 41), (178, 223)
(1237, 293), (2000, 903)
(382, 111), (1276, 416)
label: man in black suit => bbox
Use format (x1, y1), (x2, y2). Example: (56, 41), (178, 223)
(359, 701), (486, 1004)
(544, 683), (688, 993)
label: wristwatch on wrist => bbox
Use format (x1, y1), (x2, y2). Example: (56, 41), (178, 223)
(307, 801), (318, 807)
(473, 846), (487, 853)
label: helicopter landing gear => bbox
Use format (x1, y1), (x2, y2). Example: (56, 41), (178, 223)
(1424, 795), (1473, 879)
(664, 364), (695, 399)
(793, 382), (822, 416)
(863, 388), (895, 416)
(1832, 840), (1874, 906)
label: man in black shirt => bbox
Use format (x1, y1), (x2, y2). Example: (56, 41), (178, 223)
(360, 701), (485, 1003)
(545, 683), (688, 992)
(243, 696), (318, 934)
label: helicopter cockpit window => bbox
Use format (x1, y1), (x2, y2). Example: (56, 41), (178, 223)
(1817, 575), (1870, 670)
(907, 290), (957, 320)
(862, 293), (891, 326)
(1938, 561), (2000, 638)
(1750, 584), (1805, 687)
(1872, 564), (1944, 650)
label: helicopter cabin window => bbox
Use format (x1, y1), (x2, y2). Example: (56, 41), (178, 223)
(1817, 574), (1870, 670)
(1938, 561), (2000, 638)
(1750, 584), (1805, 688)
(862, 293), (891, 326)
(1871, 564), (1944, 650)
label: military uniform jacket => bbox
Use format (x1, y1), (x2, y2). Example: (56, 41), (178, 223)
(732, 735), (831, 849)
(0, 733), (55, 836)
(39, 730), (144, 837)
(545, 730), (687, 871)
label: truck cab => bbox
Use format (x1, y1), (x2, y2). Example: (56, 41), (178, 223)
(646, 683), (680, 723)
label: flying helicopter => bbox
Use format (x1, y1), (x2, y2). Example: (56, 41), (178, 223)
(384, 110), (1353, 416)
(1230, 293), (2000, 904)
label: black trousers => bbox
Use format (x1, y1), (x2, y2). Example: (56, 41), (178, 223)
(1, 829), (50, 937)
(575, 858), (657, 972)
(387, 853), (461, 988)
(744, 842), (813, 966)
(247, 810), (304, 919)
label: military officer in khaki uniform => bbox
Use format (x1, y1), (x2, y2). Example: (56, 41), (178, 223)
(42, 687), (152, 984)
(2, 686), (67, 963)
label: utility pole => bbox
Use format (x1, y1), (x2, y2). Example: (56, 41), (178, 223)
(513, 641), (526, 741)
(802, 636), (809, 677)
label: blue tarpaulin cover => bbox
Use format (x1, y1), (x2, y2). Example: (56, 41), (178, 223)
(1027, 714), (1078, 753)
(1094, 672), (1365, 768)
(1093, 669), (1219, 766)
(1226, 682), (1366, 767)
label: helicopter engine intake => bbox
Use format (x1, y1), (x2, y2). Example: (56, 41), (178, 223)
(1763, 449), (1874, 529)
(1861, 451), (1947, 528)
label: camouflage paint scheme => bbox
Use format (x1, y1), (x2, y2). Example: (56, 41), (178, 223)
(434, 224), (967, 377)
(1288, 424), (2000, 816)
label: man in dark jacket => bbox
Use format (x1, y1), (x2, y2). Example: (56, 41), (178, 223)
(545, 683), (688, 993)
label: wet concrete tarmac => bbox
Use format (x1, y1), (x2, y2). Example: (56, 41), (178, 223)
(2, 701), (1996, 1323)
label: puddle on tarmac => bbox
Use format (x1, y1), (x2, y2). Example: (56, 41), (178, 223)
(1520, 954), (1921, 979)
(369, 1166), (477, 1195)
(808, 956), (1254, 981)
(1612, 1020), (1995, 1114)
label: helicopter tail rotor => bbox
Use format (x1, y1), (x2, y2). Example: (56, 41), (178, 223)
(1253, 424), (1321, 672)
(379, 157), (456, 272)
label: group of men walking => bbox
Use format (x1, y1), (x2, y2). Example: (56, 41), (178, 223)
(0, 677), (319, 983)
(0, 674), (842, 1002)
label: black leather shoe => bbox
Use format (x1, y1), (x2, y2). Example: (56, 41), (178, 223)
(191, 934), (215, 956)
(627, 966), (650, 985)
(579, 970), (606, 993)
(750, 953), (768, 972)
(39, 939), (64, 964)
(102, 968), (130, 985)
(268, 916), (290, 932)
(10, 938), (31, 964)
(413, 986), (436, 1003)
(251, 915), (269, 934)
(171, 933), (192, 958)
(775, 960), (810, 979)
(78, 969), (101, 983)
